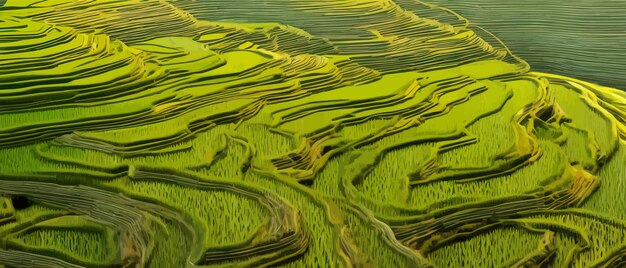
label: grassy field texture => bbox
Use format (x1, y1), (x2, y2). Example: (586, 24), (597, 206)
(0, 0), (625, 267)
(421, 0), (626, 89)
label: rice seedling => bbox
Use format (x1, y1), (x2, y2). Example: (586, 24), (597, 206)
(551, 83), (617, 156)
(583, 143), (626, 220)
(12, 218), (115, 264)
(427, 227), (540, 267)
(0, 205), (67, 234)
(408, 139), (566, 209)
(244, 172), (344, 267)
(524, 213), (626, 267)
(111, 178), (267, 248)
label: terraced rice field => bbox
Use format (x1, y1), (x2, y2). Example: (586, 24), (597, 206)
(0, 0), (625, 267)
(425, 0), (626, 90)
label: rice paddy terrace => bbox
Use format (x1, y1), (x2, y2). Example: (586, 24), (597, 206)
(424, 0), (626, 90)
(0, 0), (625, 267)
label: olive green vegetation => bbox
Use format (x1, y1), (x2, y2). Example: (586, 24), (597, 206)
(421, 0), (626, 90)
(0, 0), (625, 267)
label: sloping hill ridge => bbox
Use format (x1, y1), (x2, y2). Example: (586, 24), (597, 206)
(0, 0), (625, 267)
(425, 0), (626, 90)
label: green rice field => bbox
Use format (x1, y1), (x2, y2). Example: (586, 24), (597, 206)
(0, 0), (625, 267)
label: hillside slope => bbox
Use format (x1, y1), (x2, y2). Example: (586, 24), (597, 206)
(0, 0), (625, 267)
(425, 0), (626, 90)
